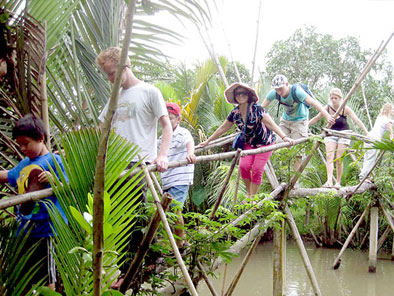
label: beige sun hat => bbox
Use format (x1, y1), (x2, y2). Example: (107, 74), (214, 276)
(224, 82), (259, 104)
(329, 88), (343, 98)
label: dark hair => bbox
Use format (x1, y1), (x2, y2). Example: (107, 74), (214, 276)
(234, 87), (253, 104)
(12, 114), (48, 142)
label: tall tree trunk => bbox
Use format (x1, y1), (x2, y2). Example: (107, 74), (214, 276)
(92, 1), (136, 295)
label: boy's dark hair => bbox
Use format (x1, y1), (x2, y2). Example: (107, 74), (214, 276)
(12, 114), (48, 142)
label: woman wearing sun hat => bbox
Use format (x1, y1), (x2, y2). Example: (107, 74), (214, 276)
(309, 87), (368, 188)
(199, 82), (294, 198)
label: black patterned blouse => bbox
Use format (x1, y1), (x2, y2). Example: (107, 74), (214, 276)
(227, 103), (275, 147)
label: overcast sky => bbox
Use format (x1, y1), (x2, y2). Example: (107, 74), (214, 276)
(152, 0), (394, 77)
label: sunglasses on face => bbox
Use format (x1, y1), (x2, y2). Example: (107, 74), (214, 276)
(235, 91), (248, 97)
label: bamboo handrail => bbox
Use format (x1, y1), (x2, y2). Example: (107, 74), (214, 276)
(0, 137), (305, 210)
(322, 128), (375, 144)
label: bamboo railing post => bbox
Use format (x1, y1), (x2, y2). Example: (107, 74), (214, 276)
(224, 225), (267, 296)
(120, 193), (172, 292)
(368, 206), (379, 273)
(197, 261), (219, 296)
(347, 151), (385, 201)
(273, 219), (286, 296)
(130, 160), (198, 296)
(222, 167), (241, 295)
(378, 199), (394, 233)
(377, 226), (390, 251)
(392, 235), (394, 261)
(250, 0), (262, 85)
(283, 141), (320, 201)
(285, 205), (321, 296)
(332, 202), (372, 269)
(210, 149), (241, 220)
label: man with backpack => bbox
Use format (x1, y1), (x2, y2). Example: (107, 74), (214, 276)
(262, 74), (335, 172)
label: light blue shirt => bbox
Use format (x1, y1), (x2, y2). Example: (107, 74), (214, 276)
(266, 85), (310, 121)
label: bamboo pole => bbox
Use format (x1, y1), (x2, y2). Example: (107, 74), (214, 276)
(285, 205), (322, 296)
(122, 137), (310, 179)
(392, 235), (394, 261)
(368, 207), (379, 273)
(92, 2), (136, 293)
(273, 220), (286, 296)
(213, 2), (242, 83)
(347, 151), (385, 201)
(195, 134), (236, 154)
(224, 225), (267, 296)
(198, 261), (219, 296)
(195, 24), (229, 88)
(360, 82), (373, 129)
(39, 22), (50, 150)
(222, 168), (241, 295)
(377, 225), (390, 251)
(322, 128), (375, 145)
(120, 193), (172, 292)
(135, 160), (198, 296)
(210, 149), (241, 219)
(289, 182), (376, 198)
(332, 202), (372, 269)
(282, 141), (320, 202)
(378, 200), (394, 234)
(250, 0), (262, 85)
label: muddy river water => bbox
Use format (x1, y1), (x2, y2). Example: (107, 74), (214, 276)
(198, 241), (394, 295)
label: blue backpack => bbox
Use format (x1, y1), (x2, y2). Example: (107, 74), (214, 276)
(275, 83), (312, 117)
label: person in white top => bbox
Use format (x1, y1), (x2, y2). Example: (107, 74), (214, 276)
(158, 102), (196, 248)
(96, 47), (172, 171)
(359, 103), (394, 182)
(96, 47), (173, 289)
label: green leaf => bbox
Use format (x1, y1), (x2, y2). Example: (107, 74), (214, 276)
(70, 206), (92, 235)
(191, 186), (207, 206)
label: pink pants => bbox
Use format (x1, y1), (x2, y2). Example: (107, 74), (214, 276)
(239, 143), (273, 185)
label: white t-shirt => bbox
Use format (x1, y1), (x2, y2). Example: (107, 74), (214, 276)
(99, 82), (167, 162)
(369, 115), (392, 141)
(158, 126), (194, 190)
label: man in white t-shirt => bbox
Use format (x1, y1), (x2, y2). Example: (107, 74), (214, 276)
(96, 47), (172, 289)
(96, 47), (172, 170)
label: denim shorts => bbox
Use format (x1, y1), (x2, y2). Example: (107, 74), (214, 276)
(165, 185), (190, 207)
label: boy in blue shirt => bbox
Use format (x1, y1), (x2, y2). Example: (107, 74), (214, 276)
(0, 114), (68, 290)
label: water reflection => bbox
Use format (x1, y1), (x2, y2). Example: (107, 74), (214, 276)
(198, 241), (394, 295)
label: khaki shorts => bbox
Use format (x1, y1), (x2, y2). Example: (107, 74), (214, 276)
(279, 118), (308, 140)
(324, 132), (351, 146)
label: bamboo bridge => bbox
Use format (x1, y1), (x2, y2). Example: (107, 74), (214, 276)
(1, 29), (393, 296)
(0, 128), (392, 296)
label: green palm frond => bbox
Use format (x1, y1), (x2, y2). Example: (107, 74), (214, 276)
(373, 138), (394, 152)
(48, 128), (144, 294)
(0, 220), (44, 296)
(206, 163), (246, 208)
(0, 10), (46, 170)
